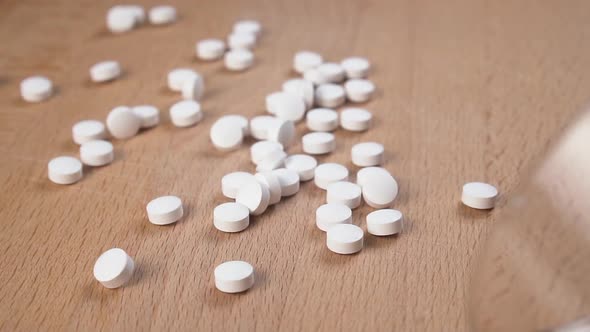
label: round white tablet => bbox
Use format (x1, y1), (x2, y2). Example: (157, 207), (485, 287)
(132, 105), (160, 128)
(314, 163), (349, 190)
(351, 142), (384, 167)
(303, 68), (327, 85)
(255, 171), (282, 205)
(93, 248), (135, 289)
(356, 166), (390, 187)
(20, 76), (53, 102)
(228, 32), (256, 50)
(366, 209), (403, 236)
(167, 68), (197, 92)
(148, 5), (177, 25)
(282, 79), (314, 109)
(219, 115), (249, 136)
(250, 140), (284, 165)
(284, 154), (317, 181)
(344, 79), (375, 103)
(340, 108), (372, 132)
(294, 51), (323, 74)
(302, 132), (335, 155)
(341, 57), (370, 79)
(267, 118), (295, 148)
(327, 181), (362, 209)
(90, 61), (121, 83)
(106, 7), (137, 33)
(72, 120), (106, 145)
(146, 195), (183, 225)
(315, 84), (345, 108)
(358, 167), (398, 208)
(181, 74), (205, 101)
(214, 260), (255, 293)
(255, 150), (287, 172)
(222, 172), (255, 199)
(272, 168), (300, 196)
(196, 39), (226, 61)
(316, 62), (345, 83)
(250, 115), (276, 140)
(235, 178), (270, 215)
(214, 202), (250, 233)
(326, 224), (364, 255)
(210, 117), (244, 151)
(224, 49), (254, 71)
(461, 182), (498, 209)
(316, 203), (352, 232)
(47, 156), (83, 185)
(233, 20), (261, 36)
(169, 100), (202, 127)
(306, 108), (338, 132)
(124, 5), (146, 24)
(106, 106), (141, 139)
(80, 140), (114, 166)
(265, 92), (306, 122)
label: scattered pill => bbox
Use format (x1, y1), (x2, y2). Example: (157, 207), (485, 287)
(148, 5), (177, 25)
(314, 163), (349, 190)
(167, 68), (197, 92)
(356, 166), (389, 187)
(106, 6), (137, 33)
(302, 132), (336, 155)
(272, 168), (300, 196)
(306, 108), (338, 132)
(20, 76), (53, 102)
(461, 182), (498, 209)
(366, 209), (403, 236)
(351, 142), (384, 167)
(80, 140), (114, 166)
(124, 5), (146, 24)
(250, 115), (276, 140)
(196, 39), (226, 61)
(344, 79), (375, 103)
(315, 84), (345, 108)
(90, 61), (122, 83)
(267, 118), (296, 148)
(225, 49), (254, 71)
(169, 100), (202, 127)
(284, 154), (317, 181)
(341, 57), (370, 79)
(316, 203), (352, 232)
(233, 20), (261, 37)
(316, 62), (345, 83)
(303, 68), (327, 85)
(72, 120), (106, 145)
(210, 117), (244, 151)
(93, 248), (135, 289)
(214, 260), (255, 293)
(146, 195), (183, 225)
(282, 79), (314, 109)
(327, 181), (362, 209)
(294, 51), (323, 74)
(132, 105), (160, 128)
(214, 202), (250, 232)
(222, 172), (255, 199)
(340, 108), (372, 132)
(106, 106), (141, 139)
(47, 156), (83, 185)
(358, 167), (398, 208)
(219, 115), (249, 136)
(228, 32), (256, 50)
(181, 74), (205, 101)
(326, 224), (364, 254)
(265, 92), (306, 122)
(235, 178), (270, 215)
(255, 171), (282, 205)
(256, 150), (287, 172)
(250, 140), (284, 165)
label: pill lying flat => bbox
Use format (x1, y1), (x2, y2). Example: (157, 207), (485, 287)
(272, 168), (300, 196)
(214, 260), (255, 293)
(181, 74), (205, 101)
(266, 92), (306, 122)
(214, 202), (250, 232)
(93, 248), (135, 289)
(250, 140), (284, 165)
(255, 171), (282, 205)
(302, 132), (335, 155)
(316, 63), (345, 84)
(20, 76), (53, 102)
(80, 140), (114, 166)
(314, 163), (349, 190)
(106, 6), (137, 33)
(146, 195), (183, 225)
(294, 51), (323, 74)
(340, 108), (372, 132)
(225, 49), (254, 71)
(106, 106), (141, 139)
(228, 32), (256, 50)
(48, 156), (83, 185)
(149, 5), (177, 25)
(326, 224), (364, 254)
(461, 182), (498, 209)
(233, 20), (261, 36)
(358, 167), (398, 208)
(366, 209), (403, 236)
(72, 120), (106, 145)
(235, 178), (270, 215)
(306, 108), (338, 132)
(196, 39), (226, 61)
(344, 79), (375, 103)
(303, 68), (327, 85)
(316, 203), (352, 232)
(284, 154), (317, 181)
(132, 105), (160, 128)
(341, 57), (370, 79)
(282, 79), (314, 109)
(168, 68), (198, 92)
(315, 84), (345, 108)
(250, 115), (276, 140)
(210, 117), (244, 151)
(222, 172), (255, 199)
(219, 115), (249, 136)
(169, 100), (202, 127)
(90, 61), (122, 83)
(327, 181), (362, 209)
(351, 142), (384, 167)
(267, 118), (295, 148)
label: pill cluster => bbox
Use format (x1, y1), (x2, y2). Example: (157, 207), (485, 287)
(107, 5), (177, 34)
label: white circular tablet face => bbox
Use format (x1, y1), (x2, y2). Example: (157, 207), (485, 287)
(214, 202), (250, 233)
(461, 182), (498, 209)
(341, 57), (371, 79)
(219, 115), (249, 136)
(306, 108), (338, 132)
(316, 203), (352, 232)
(72, 120), (106, 145)
(146, 195), (183, 225)
(284, 154), (317, 181)
(327, 181), (362, 209)
(340, 108), (372, 132)
(250, 140), (284, 165)
(294, 51), (323, 74)
(255, 150), (287, 172)
(167, 68), (197, 92)
(344, 79), (375, 103)
(48, 156), (83, 185)
(224, 49), (254, 71)
(233, 20), (261, 36)
(228, 32), (256, 50)
(314, 163), (349, 190)
(169, 100), (202, 127)
(20, 76), (53, 103)
(358, 167), (398, 208)
(80, 140), (114, 166)
(93, 248), (135, 289)
(351, 142), (384, 167)
(123, 5), (146, 24)
(265, 92), (306, 122)
(356, 166), (391, 187)
(267, 118), (296, 148)
(250, 115), (276, 140)
(282, 79), (314, 109)
(148, 5), (177, 25)
(196, 39), (226, 61)
(210, 117), (244, 151)
(181, 74), (205, 101)
(106, 106), (141, 139)
(222, 172), (255, 199)
(90, 61), (122, 83)
(106, 7), (137, 33)
(132, 105), (160, 128)
(326, 224), (364, 255)
(303, 68), (327, 85)
(316, 63), (345, 84)
(255, 171), (282, 205)
(315, 84), (346, 108)
(302, 132), (336, 155)
(272, 168), (300, 196)
(235, 178), (270, 216)
(214, 260), (255, 293)
(366, 209), (403, 236)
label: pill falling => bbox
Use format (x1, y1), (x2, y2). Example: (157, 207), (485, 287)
(326, 224), (364, 254)
(366, 209), (403, 236)
(214, 260), (255, 293)
(214, 202), (250, 233)
(146, 195), (183, 225)
(93, 248), (135, 289)
(461, 182), (498, 209)
(316, 203), (352, 232)
(47, 156), (83, 185)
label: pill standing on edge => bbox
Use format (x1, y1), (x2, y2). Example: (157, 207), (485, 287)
(148, 5), (177, 25)
(306, 108), (338, 132)
(146, 195), (183, 225)
(344, 79), (375, 103)
(250, 140), (284, 165)
(214, 260), (255, 293)
(169, 100), (202, 127)
(294, 51), (323, 74)
(351, 142), (384, 167)
(106, 106), (141, 139)
(358, 167), (398, 208)
(210, 117), (244, 151)
(284, 154), (317, 181)
(106, 6), (137, 33)
(167, 68), (198, 92)
(196, 39), (226, 61)
(327, 181), (362, 209)
(132, 105), (160, 128)
(302, 132), (336, 155)
(72, 120), (106, 145)
(340, 108), (372, 132)
(255, 171), (282, 205)
(181, 74), (205, 101)
(316, 203), (352, 232)
(80, 140), (114, 166)
(461, 182), (498, 209)
(282, 79), (314, 109)
(93, 248), (135, 289)
(20, 76), (53, 102)
(341, 57), (371, 79)
(326, 224), (364, 254)
(214, 202), (250, 233)
(90, 61), (122, 83)
(233, 20), (261, 36)
(224, 49), (254, 71)
(314, 163), (349, 190)
(267, 118), (296, 148)
(47, 156), (83, 185)
(366, 209), (403, 236)
(235, 178), (270, 215)
(272, 168), (300, 196)
(315, 84), (346, 108)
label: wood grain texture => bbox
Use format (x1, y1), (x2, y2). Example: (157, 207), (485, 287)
(1, 0), (590, 330)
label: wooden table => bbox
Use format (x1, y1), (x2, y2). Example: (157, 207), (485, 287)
(2, 0), (590, 330)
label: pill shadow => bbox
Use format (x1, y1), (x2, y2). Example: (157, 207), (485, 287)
(89, 28), (116, 40)
(158, 85), (178, 97)
(125, 258), (148, 288)
(364, 232), (401, 252)
(457, 202), (494, 222)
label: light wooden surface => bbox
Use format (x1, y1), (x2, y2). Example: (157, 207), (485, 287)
(1, 0), (590, 330)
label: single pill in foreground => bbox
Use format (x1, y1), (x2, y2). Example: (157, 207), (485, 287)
(214, 260), (255, 293)
(48, 156), (83, 185)
(146, 195), (183, 225)
(327, 224), (364, 255)
(196, 39), (226, 61)
(106, 106), (141, 139)
(316, 203), (352, 232)
(358, 167), (398, 208)
(90, 61), (122, 83)
(327, 181), (362, 209)
(314, 163), (349, 190)
(351, 142), (384, 167)
(20, 76), (53, 102)
(72, 120), (106, 145)
(80, 140), (114, 166)
(461, 182), (498, 209)
(93, 248), (135, 289)
(169, 100), (202, 127)
(366, 209), (403, 236)
(214, 202), (250, 233)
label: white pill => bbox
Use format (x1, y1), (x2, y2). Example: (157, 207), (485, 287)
(80, 140), (114, 166)
(214, 260), (255, 293)
(345, 79), (375, 103)
(124, 5), (146, 24)
(181, 74), (205, 101)
(148, 5), (176, 25)
(72, 120), (106, 145)
(303, 68), (327, 85)
(351, 142), (384, 167)
(316, 62), (345, 83)
(306, 108), (338, 132)
(358, 167), (398, 208)
(106, 6), (137, 33)
(284, 154), (317, 181)
(316, 203), (352, 232)
(461, 182), (498, 209)
(233, 20), (261, 36)
(267, 118), (296, 148)
(220, 115), (249, 136)
(169, 100), (202, 127)
(146, 195), (183, 225)
(132, 105), (160, 128)
(235, 178), (270, 215)
(326, 224), (364, 255)
(93, 248), (135, 289)
(302, 132), (335, 155)
(167, 68), (197, 92)
(90, 61), (121, 83)
(366, 209), (403, 236)
(228, 32), (256, 50)
(356, 166), (390, 187)
(265, 92), (306, 122)
(47, 156), (83, 185)
(250, 115), (276, 140)
(315, 84), (345, 108)
(341, 57), (370, 79)
(210, 117), (244, 151)
(282, 79), (314, 109)
(314, 163), (349, 190)
(256, 150), (287, 172)
(272, 168), (300, 196)
(224, 49), (254, 71)
(255, 171), (282, 205)
(222, 172), (255, 199)
(250, 140), (283, 165)
(106, 106), (141, 139)
(327, 181), (362, 209)
(294, 51), (323, 74)
(340, 108), (372, 132)
(196, 39), (226, 61)
(20, 76), (53, 102)
(213, 202), (250, 233)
